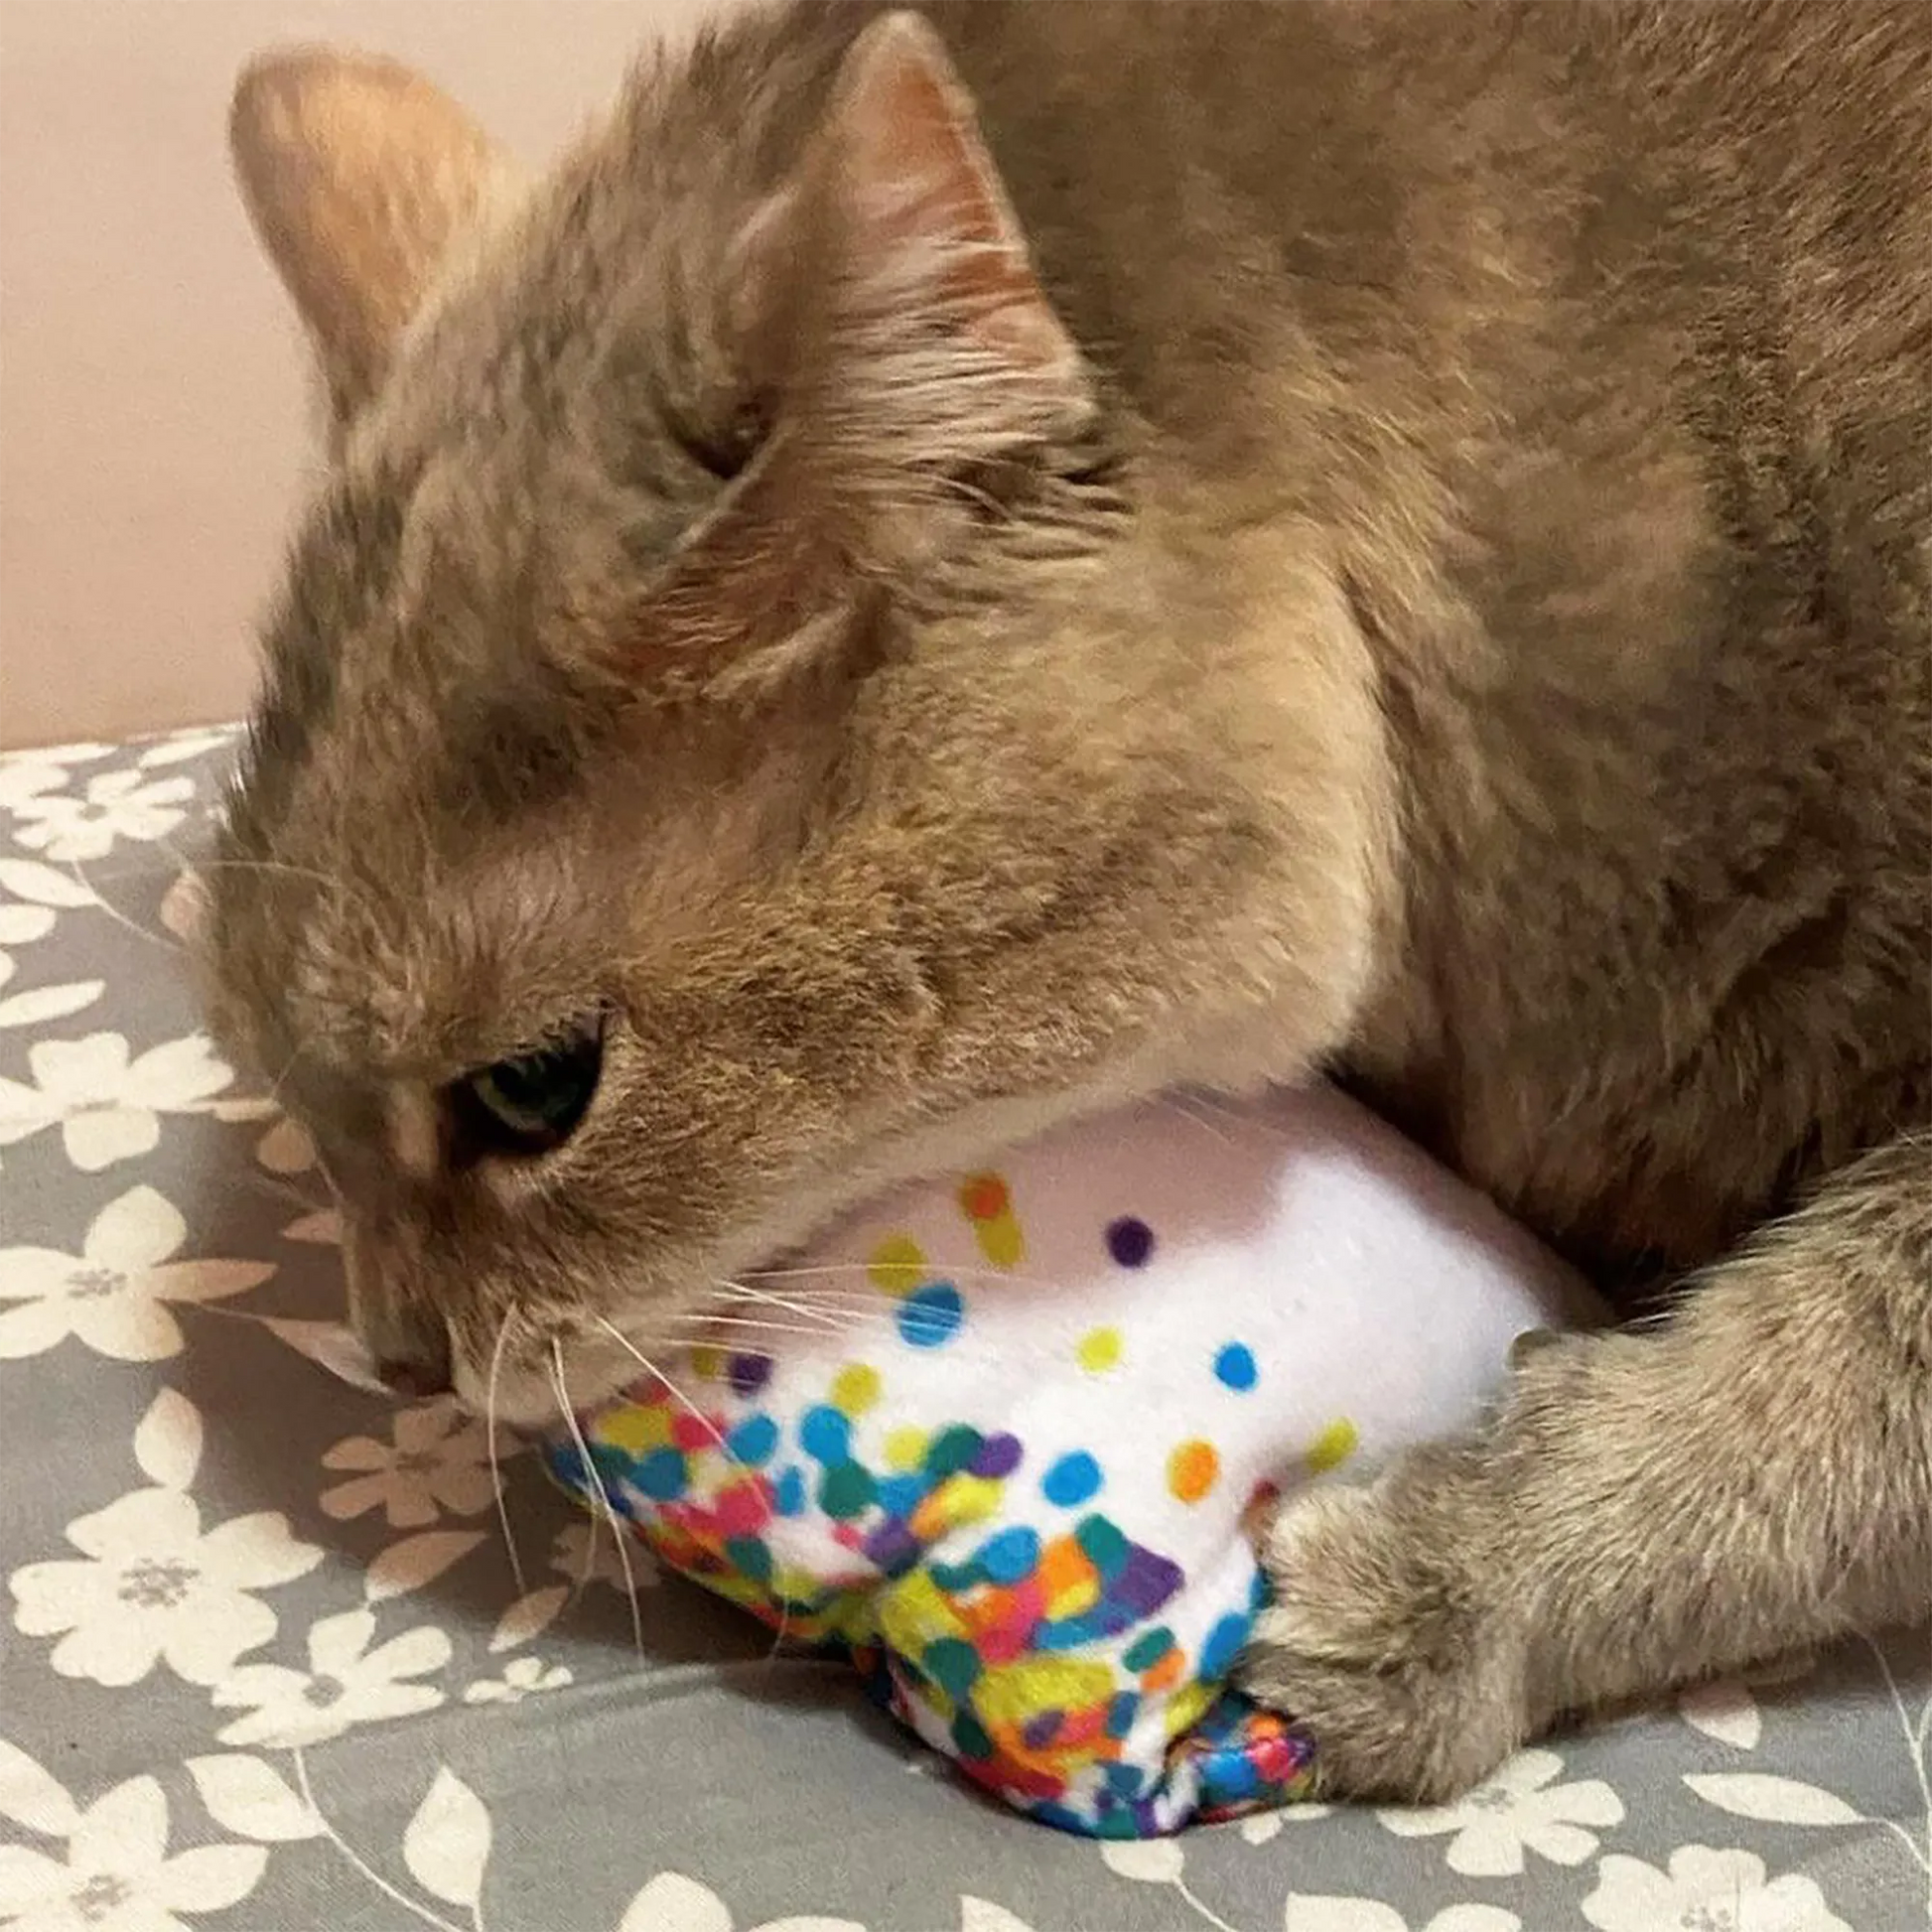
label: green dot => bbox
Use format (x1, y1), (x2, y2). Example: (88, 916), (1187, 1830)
(923, 1637), (982, 1701)
(1075, 1514), (1129, 1577)
(724, 1536), (772, 1585)
(1122, 1626), (1173, 1673)
(819, 1461), (878, 1520)
(924, 1425), (984, 1478)
(952, 1711), (995, 1761)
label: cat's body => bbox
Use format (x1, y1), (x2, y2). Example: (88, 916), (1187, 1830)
(211, 0), (1931, 1801)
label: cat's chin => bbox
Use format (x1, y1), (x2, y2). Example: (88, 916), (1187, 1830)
(452, 1335), (635, 1436)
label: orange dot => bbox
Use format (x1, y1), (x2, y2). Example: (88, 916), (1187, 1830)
(1143, 1647), (1186, 1693)
(1168, 1440), (1220, 1504)
(960, 1173), (1010, 1222)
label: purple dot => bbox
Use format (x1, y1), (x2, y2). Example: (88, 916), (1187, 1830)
(970, 1432), (1024, 1478)
(1106, 1217), (1155, 1268)
(863, 1520), (920, 1573)
(1023, 1709), (1065, 1750)
(729, 1352), (772, 1396)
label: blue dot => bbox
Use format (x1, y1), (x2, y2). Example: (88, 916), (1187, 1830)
(799, 1404), (851, 1464)
(1198, 1609), (1251, 1682)
(876, 1474), (923, 1519)
(1042, 1450), (1102, 1507)
(633, 1448), (688, 1501)
(977, 1525), (1042, 1584)
(727, 1414), (779, 1465)
(898, 1281), (964, 1349)
(1213, 1343), (1259, 1392)
(773, 1466), (808, 1517)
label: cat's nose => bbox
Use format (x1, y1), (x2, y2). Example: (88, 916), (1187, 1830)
(373, 1317), (454, 1403)
(376, 1355), (454, 1402)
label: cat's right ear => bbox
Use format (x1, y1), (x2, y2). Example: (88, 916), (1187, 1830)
(230, 50), (516, 425)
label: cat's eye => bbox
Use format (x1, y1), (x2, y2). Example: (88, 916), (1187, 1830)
(676, 398), (767, 483)
(452, 1022), (605, 1159)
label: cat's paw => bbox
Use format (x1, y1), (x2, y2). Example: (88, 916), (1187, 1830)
(1240, 1461), (1534, 1803)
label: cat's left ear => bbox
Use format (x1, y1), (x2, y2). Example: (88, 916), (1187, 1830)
(796, 11), (1093, 435)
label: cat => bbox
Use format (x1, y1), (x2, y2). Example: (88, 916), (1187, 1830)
(207, 0), (1931, 1802)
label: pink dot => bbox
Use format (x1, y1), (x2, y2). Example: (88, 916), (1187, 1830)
(714, 1478), (772, 1537)
(671, 1411), (719, 1452)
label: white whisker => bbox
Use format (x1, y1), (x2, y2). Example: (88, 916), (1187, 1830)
(667, 1313), (879, 1344)
(485, 1315), (528, 1597)
(596, 1316), (731, 1456)
(1164, 1093), (1238, 1149)
(712, 1281), (853, 1331)
(743, 1261), (1049, 1290)
(64, 856), (179, 953)
(660, 1311), (1063, 1367)
(552, 1340), (644, 1658)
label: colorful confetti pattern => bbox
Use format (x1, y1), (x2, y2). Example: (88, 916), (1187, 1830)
(548, 1165), (1320, 1837)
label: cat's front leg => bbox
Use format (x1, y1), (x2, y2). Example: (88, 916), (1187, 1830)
(1240, 1135), (1932, 1802)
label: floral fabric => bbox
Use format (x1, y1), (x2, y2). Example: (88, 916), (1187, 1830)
(0, 728), (1926, 1932)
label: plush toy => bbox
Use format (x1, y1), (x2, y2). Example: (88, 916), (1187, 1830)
(546, 1085), (1603, 1838)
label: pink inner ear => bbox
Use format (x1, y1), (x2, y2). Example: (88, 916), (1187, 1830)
(831, 13), (1084, 385)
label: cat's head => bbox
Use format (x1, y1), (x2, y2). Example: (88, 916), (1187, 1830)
(207, 10), (1380, 1425)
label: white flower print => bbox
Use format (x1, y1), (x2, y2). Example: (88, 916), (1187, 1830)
(10, 768), (193, 863)
(251, 1112), (317, 1175)
(1377, 1747), (1624, 1877)
(210, 1608), (451, 1748)
(0, 1772), (264, 1932)
(0, 1032), (233, 1172)
(550, 1519), (660, 1595)
(11, 1485), (322, 1688)
(617, 1873), (862, 1932)
(0, 1186), (272, 1361)
(321, 1400), (500, 1529)
(0, 744), (110, 819)
(464, 1656), (575, 1706)
(0, 899), (55, 985)
(1583, 1845), (1853, 1932)
(135, 727), (238, 770)
(1278, 1904), (1522, 1932)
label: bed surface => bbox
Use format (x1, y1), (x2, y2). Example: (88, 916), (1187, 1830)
(1, 726), (1925, 1932)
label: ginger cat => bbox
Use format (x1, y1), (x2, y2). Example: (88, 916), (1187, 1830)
(207, 1), (1931, 1799)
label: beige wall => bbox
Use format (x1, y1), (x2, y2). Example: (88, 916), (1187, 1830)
(0, 1), (725, 752)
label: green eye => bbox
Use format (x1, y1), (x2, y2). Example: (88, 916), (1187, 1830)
(455, 1024), (604, 1157)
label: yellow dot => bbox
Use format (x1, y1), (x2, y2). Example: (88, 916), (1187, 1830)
(1305, 1417), (1359, 1474)
(974, 1211), (1026, 1270)
(1076, 1326), (1124, 1373)
(689, 1346), (725, 1381)
(1168, 1439), (1220, 1504)
(1164, 1680), (1214, 1739)
(595, 1405), (673, 1454)
(942, 1474), (1003, 1527)
(911, 1473), (1002, 1538)
(868, 1233), (927, 1296)
(831, 1363), (883, 1416)
(885, 1425), (929, 1471)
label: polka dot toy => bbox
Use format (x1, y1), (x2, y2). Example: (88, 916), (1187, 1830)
(548, 1083), (1606, 1837)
